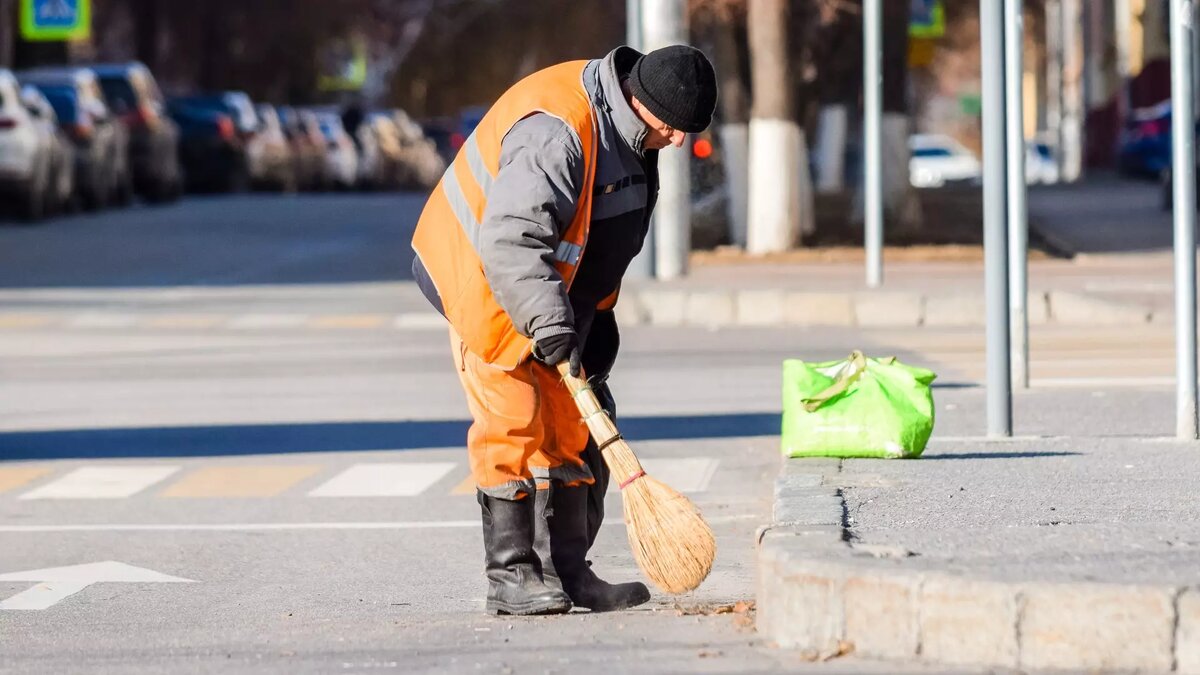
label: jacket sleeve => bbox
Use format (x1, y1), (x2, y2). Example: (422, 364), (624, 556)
(477, 114), (585, 341)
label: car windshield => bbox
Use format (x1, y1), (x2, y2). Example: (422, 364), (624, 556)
(98, 77), (138, 114)
(318, 117), (343, 139)
(175, 94), (257, 131)
(39, 87), (80, 123)
(913, 147), (953, 158)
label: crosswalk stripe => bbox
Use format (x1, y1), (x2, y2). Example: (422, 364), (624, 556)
(160, 466), (321, 498)
(20, 466), (180, 500)
(0, 314), (52, 328)
(143, 314), (223, 329)
(639, 458), (719, 493)
(68, 313), (138, 328)
(308, 314), (388, 329)
(227, 314), (308, 329)
(308, 463), (456, 497)
(0, 467), (51, 494)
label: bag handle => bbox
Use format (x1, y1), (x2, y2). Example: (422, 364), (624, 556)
(800, 350), (894, 413)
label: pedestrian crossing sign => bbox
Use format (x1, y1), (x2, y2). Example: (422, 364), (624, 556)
(20, 0), (91, 42)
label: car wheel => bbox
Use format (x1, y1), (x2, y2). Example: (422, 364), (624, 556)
(18, 163), (49, 223)
(1162, 168), (1174, 212)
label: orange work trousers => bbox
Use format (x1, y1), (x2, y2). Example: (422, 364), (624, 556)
(450, 327), (593, 500)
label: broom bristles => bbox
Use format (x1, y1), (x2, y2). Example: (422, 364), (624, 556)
(603, 439), (716, 594)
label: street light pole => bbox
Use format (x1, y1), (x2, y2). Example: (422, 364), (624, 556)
(1170, 0), (1198, 440)
(863, 0), (883, 288)
(981, 0), (1012, 437)
(1004, 0), (1029, 390)
(624, 0), (655, 280)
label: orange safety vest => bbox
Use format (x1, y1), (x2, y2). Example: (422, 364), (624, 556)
(412, 60), (610, 370)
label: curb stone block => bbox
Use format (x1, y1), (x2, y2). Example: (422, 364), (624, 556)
(773, 495), (844, 526)
(612, 293), (647, 326)
(772, 567), (846, 653)
(1048, 291), (1152, 325)
(783, 292), (855, 327)
(638, 290), (687, 326)
(843, 574), (921, 660)
(854, 292), (923, 327)
(1019, 583), (1176, 672)
(1028, 291), (1051, 325)
(736, 289), (786, 326)
(918, 577), (1019, 668)
(1178, 589), (1200, 673)
(684, 291), (735, 327)
(923, 294), (986, 327)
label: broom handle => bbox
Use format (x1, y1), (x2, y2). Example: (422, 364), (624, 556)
(555, 362), (645, 481)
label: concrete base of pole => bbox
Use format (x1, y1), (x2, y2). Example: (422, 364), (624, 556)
(719, 123), (750, 248)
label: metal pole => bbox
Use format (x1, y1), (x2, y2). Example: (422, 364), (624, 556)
(982, 0), (1012, 437)
(1045, 0), (1064, 176)
(1170, 0), (1198, 440)
(624, 0), (654, 280)
(1005, 0), (1029, 390)
(639, 0), (690, 280)
(863, 0), (883, 288)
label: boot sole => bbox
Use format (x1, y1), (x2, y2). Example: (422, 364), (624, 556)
(486, 598), (573, 616)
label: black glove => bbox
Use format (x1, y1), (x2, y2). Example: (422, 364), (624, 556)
(533, 331), (581, 376)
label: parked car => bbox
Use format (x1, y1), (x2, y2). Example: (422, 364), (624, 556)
(353, 117), (386, 190)
(19, 67), (130, 210)
(20, 85), (74, 215)
(314, 112), (358, 190)
(170, 92), (288, 191)
(908, 134), (982, 188)
(389, 109), (446, 189)
(253, 104), (297, 191)
(278, 105), (326, 191)
(91, 62), (181, 202)
(166, 99), (245, 192)
(1025, 140), (1059, 185)
(1117, 100), (1174, 180)
(0, 69), (56, 220)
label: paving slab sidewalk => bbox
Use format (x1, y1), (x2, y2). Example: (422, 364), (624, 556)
(756, 387), (1200, 672)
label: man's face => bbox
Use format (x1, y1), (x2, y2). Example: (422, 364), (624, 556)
(631, 96), (686, 150)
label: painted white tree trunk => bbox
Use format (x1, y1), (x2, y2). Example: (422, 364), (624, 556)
(815, 104), (848, 193)
(881, 112), (913, 213)
(719, 123), (750, 247)
(747, 118), (813, 253)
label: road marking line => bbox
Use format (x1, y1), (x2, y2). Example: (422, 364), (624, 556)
(393, 313), (447, 330)
(0, 561), (196, 611)
(308, 462), (456, 497)
(639, 458), (719, 493)
(0, 467), (51, 494)
(0, 514), (756, 533)
(0, 314), (52, 328)
(19, 466), (180, 500)
(160, 466), (321, 498)
(226, 314), (309, 329)
(68, 313), (139, 328)
(309, 314), (389, 329)
(143, 314), (223, 329)
(450, 474), (476, 495)
(1031, 376), (1175, 388)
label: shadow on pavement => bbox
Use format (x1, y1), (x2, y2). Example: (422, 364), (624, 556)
(0, 413), (782, 460)
(920, 451), (1082, 460)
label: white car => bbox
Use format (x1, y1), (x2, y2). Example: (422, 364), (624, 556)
(908, 134), (982, 188)
(1025, 140), (1060, 185)
(20, 86), (74, 215)
(0, 69), (55, 220)
(315, 113), (359, 190)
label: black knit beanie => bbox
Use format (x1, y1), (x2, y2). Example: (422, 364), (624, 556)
(628, 45), (717, 134)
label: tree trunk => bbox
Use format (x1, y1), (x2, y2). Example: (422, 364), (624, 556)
(712, 5), (750, 247)
(134, 0), (161, 70)
(747, 0), (812, 253)
(880, 0), (921, 232)
(0, 0), (13, 68)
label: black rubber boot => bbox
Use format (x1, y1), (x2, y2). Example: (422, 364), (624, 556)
(537, 482), (651, 612)
(478, 491), (573, 616)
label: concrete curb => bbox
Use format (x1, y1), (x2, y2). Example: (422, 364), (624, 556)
(618, 288), (1159, 328)
(756, 460), (1200, 671)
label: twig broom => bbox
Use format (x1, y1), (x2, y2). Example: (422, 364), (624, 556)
(557, 362), (716, 594)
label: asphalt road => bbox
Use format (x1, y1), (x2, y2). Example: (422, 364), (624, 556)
(0, 195), (1180, 674)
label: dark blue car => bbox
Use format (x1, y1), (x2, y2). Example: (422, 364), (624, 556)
(1118, 100), (1178, 179)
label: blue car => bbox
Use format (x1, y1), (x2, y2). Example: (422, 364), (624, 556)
(1118, 100), (1177, 179)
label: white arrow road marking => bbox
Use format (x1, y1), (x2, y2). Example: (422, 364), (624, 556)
(0, 561), (196, 610)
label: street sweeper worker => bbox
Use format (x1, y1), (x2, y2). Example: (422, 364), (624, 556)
(411, 45), (717, 616)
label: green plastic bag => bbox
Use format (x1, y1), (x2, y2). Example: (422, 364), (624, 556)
(781, 351), (937, 459)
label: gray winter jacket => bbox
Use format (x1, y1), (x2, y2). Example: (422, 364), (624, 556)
(414, 47), (657, 347)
